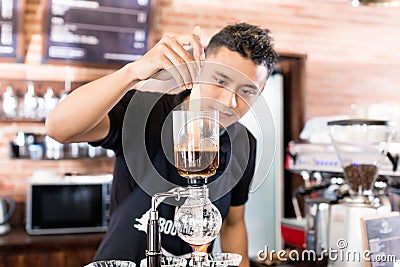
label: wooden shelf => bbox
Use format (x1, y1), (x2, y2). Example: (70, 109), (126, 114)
(0, 63), (115, 82)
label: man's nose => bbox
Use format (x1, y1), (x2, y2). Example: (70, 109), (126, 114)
(219, 89), (237, 109)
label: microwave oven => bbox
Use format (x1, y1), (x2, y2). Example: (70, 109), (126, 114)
(25, 174), (112, 235)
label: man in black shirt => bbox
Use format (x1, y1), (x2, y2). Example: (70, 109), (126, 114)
(46, 23), (278, 267)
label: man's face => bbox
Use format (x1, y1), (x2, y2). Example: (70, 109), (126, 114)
(197, 46), (269, 128)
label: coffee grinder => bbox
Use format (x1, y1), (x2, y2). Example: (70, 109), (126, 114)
(327, 119), (392, 267)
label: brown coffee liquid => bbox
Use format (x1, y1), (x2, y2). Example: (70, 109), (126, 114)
(175, 149), (219, 178)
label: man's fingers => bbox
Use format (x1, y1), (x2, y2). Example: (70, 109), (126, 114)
(151, 69), (173, 81)
(169, 36), (199, 83)
(162, 35), (199, 86)
(157, 52), (191, 90)
(144, 28), (204, 89)
(176, 32), (204, 67)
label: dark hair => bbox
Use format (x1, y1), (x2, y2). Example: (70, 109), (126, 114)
(206, 23), (279, 75)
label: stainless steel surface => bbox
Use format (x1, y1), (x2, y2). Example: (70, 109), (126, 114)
(146, 211), (162, 267)
(305, 199), (330, 256)
(147, 187), (192, 267)
(25, 174), (112, 235)
(287, 141), (400, 177)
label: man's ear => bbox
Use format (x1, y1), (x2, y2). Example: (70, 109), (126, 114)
(259, 80), (267, 94)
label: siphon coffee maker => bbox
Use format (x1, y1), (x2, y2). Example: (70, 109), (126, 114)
(146, 110), (241, 267)
(327, 119), (392, 267)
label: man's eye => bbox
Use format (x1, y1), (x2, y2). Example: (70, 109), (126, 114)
(214, 77), (227, 86)
(240, 88), (257, 96)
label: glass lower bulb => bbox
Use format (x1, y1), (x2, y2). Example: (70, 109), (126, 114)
(174, 191), (222, 246)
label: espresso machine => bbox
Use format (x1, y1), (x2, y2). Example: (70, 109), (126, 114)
(327, 119), (392, 267)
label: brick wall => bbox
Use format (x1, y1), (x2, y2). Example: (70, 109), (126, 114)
(150, 0), (400, 119)
(2, 0), (400, 198)
(0, 120), (114, 199)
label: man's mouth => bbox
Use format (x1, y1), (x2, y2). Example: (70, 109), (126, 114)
(219, 111), (234, 118)
(219, 110), (235, 118)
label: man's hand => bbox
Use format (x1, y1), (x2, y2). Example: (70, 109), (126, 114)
(131, 26), (205, 92)
(46, 26), (205, 144)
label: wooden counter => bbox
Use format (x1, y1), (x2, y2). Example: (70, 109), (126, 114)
(1, 227), (328, 267)
(0, 227), (104, 267)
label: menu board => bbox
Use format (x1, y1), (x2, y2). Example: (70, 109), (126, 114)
(0, 0), (24, 62)
(42, 0), (151, 66)
(361, 212), (400, 267)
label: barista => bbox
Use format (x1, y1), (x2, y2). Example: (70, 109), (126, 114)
(45, 23), (279, 267)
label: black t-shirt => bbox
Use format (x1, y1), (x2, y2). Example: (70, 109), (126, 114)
(90, 89), (256, 264)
